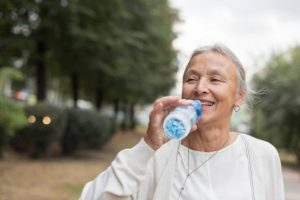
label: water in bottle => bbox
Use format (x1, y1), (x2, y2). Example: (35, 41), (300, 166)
(163, 100), (202, 140)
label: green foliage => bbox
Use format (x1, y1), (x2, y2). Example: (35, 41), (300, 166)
(0, 95), (27, 135)
(0, 0), (178, 106)
(0, 67), (27, 157)
(1, 0), (178, 137)
(61, 109), (113, 154)
(99, 0), (178, 105)
(0, 67), (24, 90)
(11, 103), (66, 158)
(10, 104), (114, 157)
(251, 46), (300, 162)
(0, 95), (27, 157)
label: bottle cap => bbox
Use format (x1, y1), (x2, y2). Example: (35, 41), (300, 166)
(192, 100), (202, 121)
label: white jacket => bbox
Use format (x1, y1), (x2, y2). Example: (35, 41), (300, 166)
(79, 134), (285, 200)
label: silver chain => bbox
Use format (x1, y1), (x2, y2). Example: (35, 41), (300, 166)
(177, 135), (230, 200)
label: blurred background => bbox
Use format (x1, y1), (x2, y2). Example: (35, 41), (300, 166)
(0, 0), (300, 199)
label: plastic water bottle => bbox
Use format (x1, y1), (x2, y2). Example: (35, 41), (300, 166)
(163, 100), (202, 140)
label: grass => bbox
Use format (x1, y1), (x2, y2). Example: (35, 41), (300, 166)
(0, 129), (144, 200)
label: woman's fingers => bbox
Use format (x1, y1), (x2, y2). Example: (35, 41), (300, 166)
(150, 96), (191, 122)
(154, 96), (192, 108)
(152, 96), (192, 115)
(191, 124), (198, 132)
(146, 96), (195, 150)
(149, 103), (165, 128)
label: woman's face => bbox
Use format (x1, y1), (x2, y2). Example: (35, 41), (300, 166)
(182, 52), (244, 127)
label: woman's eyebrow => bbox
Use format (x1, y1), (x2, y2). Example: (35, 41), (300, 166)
(184, 69), (199, 76)
(208, 68), (226, 76)
(183, 69), (199, 79)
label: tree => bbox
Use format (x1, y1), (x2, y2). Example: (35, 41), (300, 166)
(106, 0), (178, 129)
(0, 0), (66, 101)
(76, 0), (178, 130)
(251, 46), (300, 163)
(1, 0), (178, 129)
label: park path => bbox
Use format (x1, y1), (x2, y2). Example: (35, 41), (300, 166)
(283, 167), (300, 200)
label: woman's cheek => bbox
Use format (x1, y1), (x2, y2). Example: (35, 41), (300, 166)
(182, 84), (194, 98)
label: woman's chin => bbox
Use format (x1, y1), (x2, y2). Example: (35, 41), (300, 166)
(201, 105), (214, 111)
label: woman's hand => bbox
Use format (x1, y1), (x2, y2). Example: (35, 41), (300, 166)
(144, 96), (196, 150)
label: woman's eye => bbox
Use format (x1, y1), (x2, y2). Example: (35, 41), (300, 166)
(186, 77), (197, 83)
(210, 77), (221, 82)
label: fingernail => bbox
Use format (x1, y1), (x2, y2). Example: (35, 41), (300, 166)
(178, 99), (192, 104)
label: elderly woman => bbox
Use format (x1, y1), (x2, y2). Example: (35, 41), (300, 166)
(79, 44), (285, 200)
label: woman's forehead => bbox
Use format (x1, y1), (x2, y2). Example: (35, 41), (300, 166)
(185, 52), (237, 74)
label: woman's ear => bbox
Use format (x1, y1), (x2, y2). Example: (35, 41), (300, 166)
(234, 90), (245, 107)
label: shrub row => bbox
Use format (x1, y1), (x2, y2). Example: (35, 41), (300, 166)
(10, 104), (114, 158)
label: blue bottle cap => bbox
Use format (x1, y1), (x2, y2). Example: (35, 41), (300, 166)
(192, 100), (202, 120)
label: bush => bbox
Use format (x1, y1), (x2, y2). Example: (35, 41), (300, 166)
(61, 109), (113, 154)
(0, 95), (27, 157)
(11, 103), (66, 158)
(11, 104), (114, 157)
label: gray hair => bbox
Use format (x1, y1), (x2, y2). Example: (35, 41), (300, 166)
(187, 44), (254, 105)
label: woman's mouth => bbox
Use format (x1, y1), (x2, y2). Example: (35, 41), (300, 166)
(200, 100), (215, 109)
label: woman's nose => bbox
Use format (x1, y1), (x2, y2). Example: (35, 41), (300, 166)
(194, 79), (209, 95)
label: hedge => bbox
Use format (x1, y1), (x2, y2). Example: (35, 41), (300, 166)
(11, 104), (114, 158)
(10, 103), (66, 158)
(61, 109), (114, 154)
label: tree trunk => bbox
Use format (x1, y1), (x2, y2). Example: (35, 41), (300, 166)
(71, 73), (79, 108)
(113, 98), (120, 120)
(111, 98), (120, 133)
(129, 102), (136, 130)
(36, 40), (47, 101)
(96, 88), (104, 110)
(121, 100), (129, 131)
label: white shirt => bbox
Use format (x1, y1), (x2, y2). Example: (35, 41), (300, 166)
(170, 136), (252, 200)
(79, 134), (285, 200)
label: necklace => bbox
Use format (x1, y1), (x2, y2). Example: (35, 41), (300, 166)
(177, 135), (230, 200)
